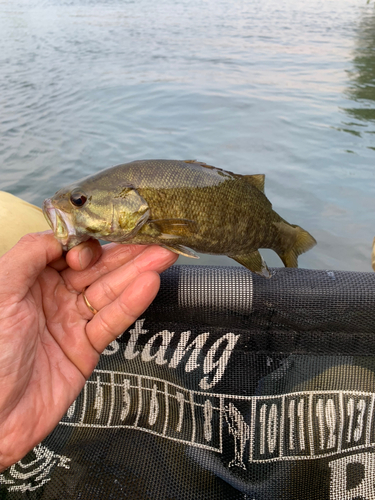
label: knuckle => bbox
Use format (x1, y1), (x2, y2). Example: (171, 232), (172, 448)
(19, 233), (42, 245)
(98, 314), (113, 336)
(131, 254), (146, 275)
(64, 276), (75, 292)
(100, 280), (117, 302)
(94, 259), (110, 277)
(118, 298), (138, 323)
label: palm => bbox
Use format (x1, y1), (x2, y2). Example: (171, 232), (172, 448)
(0, 233), (177, 471)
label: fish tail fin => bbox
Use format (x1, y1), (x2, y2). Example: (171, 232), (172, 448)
(274, 221), (317, 268)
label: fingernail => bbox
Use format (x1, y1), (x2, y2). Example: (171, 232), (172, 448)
(79, 247), (93, 270)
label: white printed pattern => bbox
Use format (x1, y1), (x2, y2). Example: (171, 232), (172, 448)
(0, 444), (70, 493)
(105, 319), (240, 391)
(60, 369), (375, 466)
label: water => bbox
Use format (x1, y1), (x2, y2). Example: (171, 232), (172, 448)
(0, 0), (374, 272)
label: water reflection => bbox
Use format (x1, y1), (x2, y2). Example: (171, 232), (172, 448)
(0, 0), (374, 272)
(343, 9), (375, 128)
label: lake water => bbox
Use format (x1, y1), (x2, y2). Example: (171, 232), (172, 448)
(0, 0), (374, 272)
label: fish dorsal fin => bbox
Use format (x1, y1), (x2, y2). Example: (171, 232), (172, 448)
(184, 160), (216, 169)
(184, 161), (265, 190)
(243, 174), (265, 193)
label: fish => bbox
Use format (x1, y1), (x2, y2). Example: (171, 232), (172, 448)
(42, 159), (316, 277)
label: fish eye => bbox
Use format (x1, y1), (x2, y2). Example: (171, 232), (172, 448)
(70, 191), (88, 208)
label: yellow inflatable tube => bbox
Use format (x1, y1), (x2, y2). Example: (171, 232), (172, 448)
(0, 191), (50, 258)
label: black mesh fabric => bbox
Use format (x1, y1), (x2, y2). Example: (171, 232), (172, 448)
(1, 265), (375, 500)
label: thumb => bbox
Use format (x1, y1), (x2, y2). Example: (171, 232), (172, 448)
(0, 232), (62, 298)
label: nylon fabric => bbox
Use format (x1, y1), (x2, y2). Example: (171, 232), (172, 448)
(1, 265), (375, 499)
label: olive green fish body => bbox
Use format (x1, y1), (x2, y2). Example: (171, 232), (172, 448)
(43, 160), (316, 276)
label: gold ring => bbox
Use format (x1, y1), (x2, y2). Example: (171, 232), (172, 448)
(82, 287), (98, 315)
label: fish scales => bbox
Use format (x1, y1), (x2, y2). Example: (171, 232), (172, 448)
(43, 159), (316, 277)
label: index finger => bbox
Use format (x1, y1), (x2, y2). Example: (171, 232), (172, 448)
(65, 239), (102, 271)
(0, 232), (62, 298)
(48, 239), (103, 272)
(86, 270), (161, 353)
(61, 243), (156, 291)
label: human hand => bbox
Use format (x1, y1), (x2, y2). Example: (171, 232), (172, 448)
(0, 232), (178, 471)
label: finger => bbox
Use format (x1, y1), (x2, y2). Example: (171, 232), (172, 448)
(62, 243), (169, 292)
(86, 271), (160, 353)
(0, 232), (62, 297)
(49, 238), (102, 273)
(65, 239), (102, 271)
(48, 255), (68, 272)
(77, 245), (178, 314)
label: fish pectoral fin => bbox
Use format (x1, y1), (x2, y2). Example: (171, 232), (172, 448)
(273, 221), (317, 268)
(162, 244), (200, 259)
(243, 174), (265, 193)
(147, 218), (199, 257)
(231, 251), (271, 278)
(150, 218), (198, 238)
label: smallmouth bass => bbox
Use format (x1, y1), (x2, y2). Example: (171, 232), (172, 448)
(43, 159), (316, 277)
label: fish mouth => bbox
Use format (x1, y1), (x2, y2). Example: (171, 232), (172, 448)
(43, 198), (78, 250)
